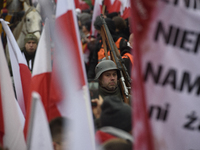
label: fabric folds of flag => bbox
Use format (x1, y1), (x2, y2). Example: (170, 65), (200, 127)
(55, 0), (96, 150)
(120, 0), (130, 19)
(0, 32), (26, 150)
(24, 19), (52, 138)
(130, 1), (155, 150)
(91, 0), (103, 36)
(0, 19), (31, 116)
(27, 92), (53, 150)
(104, 0), (121, 14)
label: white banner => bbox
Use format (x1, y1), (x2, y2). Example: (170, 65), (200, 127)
(133, 1), (200, 150)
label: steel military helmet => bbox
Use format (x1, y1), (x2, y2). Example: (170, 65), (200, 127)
(95, 60), (120, 80)
(24, 34), (38, 44)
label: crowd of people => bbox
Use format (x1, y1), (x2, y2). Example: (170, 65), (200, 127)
(2, 2), (134, 150)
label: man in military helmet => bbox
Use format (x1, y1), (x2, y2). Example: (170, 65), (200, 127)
(94, 59), (123, 100)
(21, 33), (38, 71)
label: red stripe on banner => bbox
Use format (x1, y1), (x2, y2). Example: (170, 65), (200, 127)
(56, 11), (86, 87)
(19, 63), (31, 114)
(0, 87), (4, 145)
(130, 0), (156, 150)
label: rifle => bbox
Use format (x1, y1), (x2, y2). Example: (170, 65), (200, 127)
(99, 14), (131, 104)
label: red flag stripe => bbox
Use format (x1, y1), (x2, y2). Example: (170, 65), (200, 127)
(56, 11), (86, 87)
(130, 0), (155, 150)
(30, 73), (51, 113)
(19, 64), (32, 114)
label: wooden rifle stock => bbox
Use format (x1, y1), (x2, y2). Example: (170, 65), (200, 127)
(99, 14), (131, 104)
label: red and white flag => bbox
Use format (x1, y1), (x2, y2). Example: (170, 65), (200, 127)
(0, 19), (31, 116)
(91, 0), (103, 36)
(104, 0), (130, 19)
(27, 92), (53, 150)
(120, 0), (130, 19)
(24, 19), (52, 138)
(104, 0), (121, 14)
(0, 34), (26, 150)
(74, 0), (90, 10)
(30, 18), (52, 115)
(55, 0), (96, 149)
(131, 0), (200, 149)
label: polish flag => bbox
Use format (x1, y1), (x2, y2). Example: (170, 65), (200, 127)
(120, 0), (130, 19)
(74, 0), (90, 10)
(48, 67), (62, 121)
(104, 0), (121, 14)
(0, 35), (26, 150)
(24, 19), (52, 138)
(92, 0), (95, 6)
(0, 19), (31, 116)
(91, 0), (103, 36)
(55, 0), (96, 149)
(130, 0), (154, 149)
(30, 18), (52, 116)
(74, 0), (80, 8)
(26, 92), (53, 150)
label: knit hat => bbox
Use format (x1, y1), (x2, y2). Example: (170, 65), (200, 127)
(79, 12), (92, 25)
(24, 34), (38, 44)
(100, 96), (132, 132)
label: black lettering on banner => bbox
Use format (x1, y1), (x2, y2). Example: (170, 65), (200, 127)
(154, 21), (200, 54)
(183, 111), (200, 131)
(144, 62), (162, 84)
(182, 0), (200, 9)
(180, 30), (195, 52)
(162, 69), (177, 89)
(180, 72), (200, 95)
(144, 62), (200, 96)
(149, 103), (170, 121)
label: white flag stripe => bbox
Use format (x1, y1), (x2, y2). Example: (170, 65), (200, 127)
(0, 19), (29, 116)
(15, 99), (25, 128)
(6, 37), (26, 115)
(54, 41), (96, 150)
(56, 0), (74, 18)
(32, 18), (52, 76)
(55, 0), (96, 149)
(91, 0), (103, 36)
(27, 92), (53, 150)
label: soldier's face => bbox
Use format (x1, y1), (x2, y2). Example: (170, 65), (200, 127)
(100, 70), (118, 91)
(25, 40), (37, 55)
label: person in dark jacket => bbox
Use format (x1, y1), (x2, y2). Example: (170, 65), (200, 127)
(87, 16), (133, 79)
(93, 95), (133, 144)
